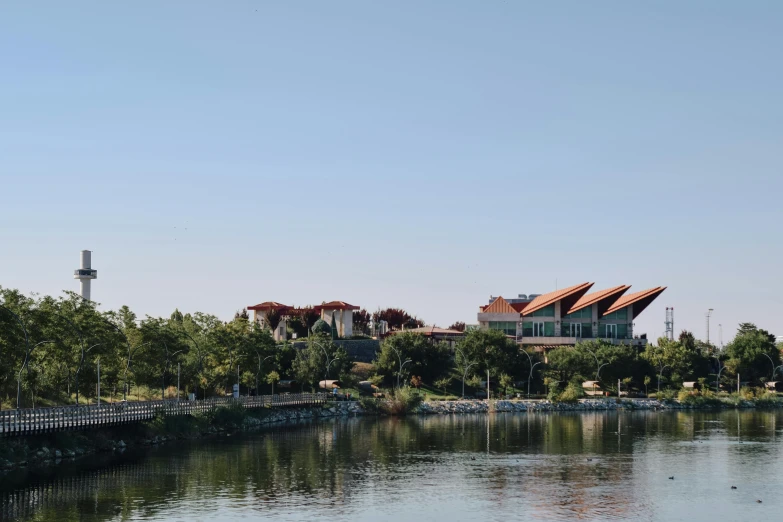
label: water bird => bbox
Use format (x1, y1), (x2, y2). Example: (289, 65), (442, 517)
(757, 499), (762, 503)
(586, 458), (593, 462)
(668, 476), (674, 480)
(470, 456), (476, 461)
(731, 486), (737, 490)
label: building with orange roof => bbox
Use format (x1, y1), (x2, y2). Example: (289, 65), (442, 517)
(247, 300), (360, 341)
(477, 283), (665, 351)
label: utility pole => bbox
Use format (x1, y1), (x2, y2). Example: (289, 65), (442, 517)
(719, 324), (723, 350)
(487, 369), (490, 401)
(706, 309), (714, 345)
(97, 359), (101, 405)
(177, 362), (181, 401)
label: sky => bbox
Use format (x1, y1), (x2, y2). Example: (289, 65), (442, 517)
(1, 1), (781, 343)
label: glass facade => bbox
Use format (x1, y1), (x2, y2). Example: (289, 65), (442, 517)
(488, 321), (517, 336)
(564, 307), (592, 319)
(598, 323), (628, 339)
(527, 304), (555, 317)
(603, 308), (628, 321)
(522, 321), (554, 337)
(562, 322), (593, 338)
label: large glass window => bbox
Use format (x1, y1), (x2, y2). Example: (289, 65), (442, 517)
(603, 308), (628, 321)
(581, 323), (593, 338)
(617, 324), (628, 339)
(565, 307), (592, 319)
(528, 304), (555, 317)
(544, 322), (555, 336)
(601, 324), (618, 338)
(488, 321), (517, 336)
(522, 323), (533, 337)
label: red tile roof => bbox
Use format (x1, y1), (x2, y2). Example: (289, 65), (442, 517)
(603, 286), (666, 318)
(566, 285), (631, 315)
(521, 282), (594, 316)
(314, 301), (360, 311)
(247, 301), (290, 312)
(483, 296), (518, 314)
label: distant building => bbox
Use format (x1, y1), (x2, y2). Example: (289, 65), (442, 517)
(246, 300), (360, 341)
(391, 326), (465, 347)
(777, 335), (783, 345)
(477, 282), (665, 352)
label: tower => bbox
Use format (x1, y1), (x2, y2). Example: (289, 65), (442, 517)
(706, 308), (714, 345)
(664, 307), (674, 341)
(73, 250), (97, 300)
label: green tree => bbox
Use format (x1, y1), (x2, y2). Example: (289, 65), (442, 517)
(374, 332), (452, 385)
(266, 371), (280, 395)
(292, 337), (353, 391)
(724, 323), (780, 383)
(454, 329), (523, 381)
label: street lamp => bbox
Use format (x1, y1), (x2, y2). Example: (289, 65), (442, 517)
(520, 349), (542, 398)
(313, 340), (340, 393)
(255, 353), (273, 397)
(712, 354), (725, 394)
(398, 359), (412, 389)
(123, 342), (151, 401)
(762, 353), (783, 384)
(17, 340), (54, 409)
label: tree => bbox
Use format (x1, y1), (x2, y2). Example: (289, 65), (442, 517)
(434, 376), (452, 395)
(374, 332), (452, 385)
(499, 373), (513, 396)
(372, 308), (425, 331)
(454, 329), (523, 381)
(448, 322), (466, 332)
(292, 337), (353, 391)
(265, 309), (283, 334)
(266, 371), (280, 395)
(330, 313), (338, 340)
(410, 375), (422, 389)
(353, 309), (371, 335)
(234, 308), (249, 320)
(312, 319), (331, 336)
(724, 323), (780, 384)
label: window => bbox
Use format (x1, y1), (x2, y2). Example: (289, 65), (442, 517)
(565, 307), (592, 319)
(602, 324), (617, 339)
(522, 323), (533, 337)
(528, 304), (555, 317)
(581, 323), (593, 338)
(488, 321), (517, 336)
(545, 322), (555, 336)
(617, 324), (628, 339)
(603, 308), (628, 321)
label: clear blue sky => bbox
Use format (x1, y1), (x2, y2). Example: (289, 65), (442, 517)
(2, 1), (781, 343)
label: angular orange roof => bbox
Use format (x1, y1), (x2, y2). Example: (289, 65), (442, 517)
(603, 286), (666, 319)
(521, 282), (594, 316)
(314, 301), (360, 311)
(247, 301), (290, 311)
(482, 296), (518, 314)
(567, 285), (631, 316)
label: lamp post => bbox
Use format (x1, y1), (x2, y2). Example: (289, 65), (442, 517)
(656, 362), (670, 394)
(255, 353), (273, 397)
(162, 343), (184, 399)
(398, 359), (412, 389)
(123, 342), (151, 401)
(762, 353), (783, 384)
(712, 354), (725, 394)
(17, 340), (54, 409)
(313, 340), (340, 393)
(520, 348), (542, 398)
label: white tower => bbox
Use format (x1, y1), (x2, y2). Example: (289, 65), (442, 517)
(73, 250), (97, 300)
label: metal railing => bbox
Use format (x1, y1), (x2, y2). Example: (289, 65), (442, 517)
(0, 393), (327, 437)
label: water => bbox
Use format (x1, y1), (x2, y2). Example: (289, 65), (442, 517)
(2, 410), (782, 521)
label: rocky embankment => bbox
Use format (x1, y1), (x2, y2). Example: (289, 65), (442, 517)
(415, 398), (778, 414)
(242, 402), (364, 427)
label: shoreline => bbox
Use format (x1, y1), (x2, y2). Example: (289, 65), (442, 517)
(2, 398), (781, 475)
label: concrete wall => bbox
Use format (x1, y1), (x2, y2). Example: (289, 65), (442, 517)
(320, 309), (353, 337)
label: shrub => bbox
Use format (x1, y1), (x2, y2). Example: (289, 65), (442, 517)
(382, 387), (423, 415)
(547, 381), (562, 402)
(557, 382), (585, 403)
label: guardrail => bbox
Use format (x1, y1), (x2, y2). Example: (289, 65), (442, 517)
(0, 393), (327, 437)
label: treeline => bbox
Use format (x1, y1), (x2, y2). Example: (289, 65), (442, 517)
(370, 324), (782, 397)
(0, 288), (354, 408)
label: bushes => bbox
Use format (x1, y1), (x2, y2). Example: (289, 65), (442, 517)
(557, 382), (585, 403)
(360, 387), (423, 415)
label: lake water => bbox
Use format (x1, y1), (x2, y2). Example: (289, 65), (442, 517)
(2, 410), (782, 521)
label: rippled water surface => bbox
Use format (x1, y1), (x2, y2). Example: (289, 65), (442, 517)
(2, 410), (783, 521)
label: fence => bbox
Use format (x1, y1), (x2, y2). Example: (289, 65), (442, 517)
(0, 393), (326, 437)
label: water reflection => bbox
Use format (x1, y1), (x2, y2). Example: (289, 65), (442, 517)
(2, 410), (782, 521)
